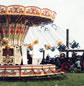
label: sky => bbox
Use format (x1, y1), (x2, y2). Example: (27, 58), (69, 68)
(0, 0), (84, 64)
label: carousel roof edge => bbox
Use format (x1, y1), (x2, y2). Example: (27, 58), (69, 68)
(0, 5), (56, 21)
(0, 5), (56, 11)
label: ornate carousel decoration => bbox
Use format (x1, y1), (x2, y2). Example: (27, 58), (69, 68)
(0, 5), (65, 78)
(0, 5), (56, 65)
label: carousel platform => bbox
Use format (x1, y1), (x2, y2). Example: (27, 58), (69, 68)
(0, 64), (64, 79)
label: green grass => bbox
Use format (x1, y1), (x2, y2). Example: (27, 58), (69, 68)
(0, 73), (84, 86)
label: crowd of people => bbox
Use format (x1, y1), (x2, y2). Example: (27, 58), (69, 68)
(45, 52), (84, 73)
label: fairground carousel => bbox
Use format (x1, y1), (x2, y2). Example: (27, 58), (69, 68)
(0, 5), (64, 79)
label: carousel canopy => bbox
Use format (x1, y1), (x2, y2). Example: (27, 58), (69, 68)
(0, 5), (56, 46)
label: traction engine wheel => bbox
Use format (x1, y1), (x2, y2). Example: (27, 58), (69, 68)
(61, 62), (70, 72)
(82, 60), (84, 69)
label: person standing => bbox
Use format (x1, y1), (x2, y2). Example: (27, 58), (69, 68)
(75, 57), (81, 73)
(27, 51), (32, 64)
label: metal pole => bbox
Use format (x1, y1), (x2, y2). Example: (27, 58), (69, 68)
(66, 29), (69, 58)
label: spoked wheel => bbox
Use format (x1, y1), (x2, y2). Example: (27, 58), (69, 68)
(61, 62), (70, 72)
(82, 60), (84, 69)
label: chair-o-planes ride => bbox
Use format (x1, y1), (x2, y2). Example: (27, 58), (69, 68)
(0, 5), (64, 79)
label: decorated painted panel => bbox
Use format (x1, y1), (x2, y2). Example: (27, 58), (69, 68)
(33, 68), (44, 76)
(0, 66), (20, 77)
(0, 5), (6, 15)
(0, 69), (5, 77)
(25, 6), (41, 16)
(51, 11), (56, 21)
(3, 24), (9, 38)
(21, 69), (35, 77)
(9, 24), (15, 40)
(43, 68), (53, 75)
(14, 24), (20, 40)
(4, 69), (20, 77)
(41, 8), (52, 19)
(7, 5), (24, 15)
(21, 25), (29, 42)
(19, 24), (25, 41)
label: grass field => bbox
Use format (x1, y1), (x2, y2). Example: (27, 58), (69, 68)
(0, 73), (84, 86)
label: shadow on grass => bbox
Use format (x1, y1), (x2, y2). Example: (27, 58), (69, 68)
(0, 75), (66, 82)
